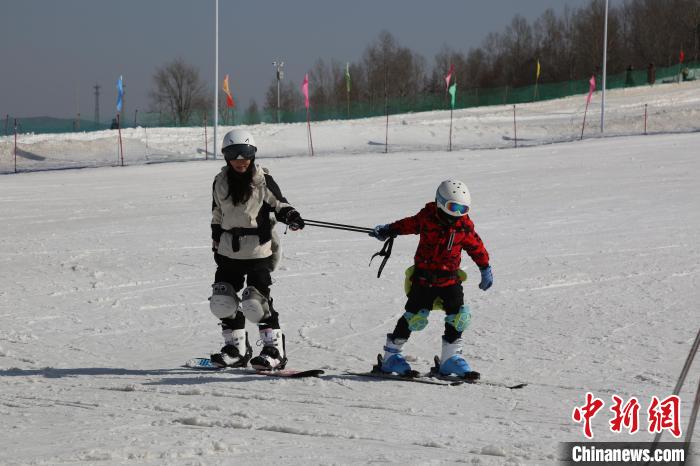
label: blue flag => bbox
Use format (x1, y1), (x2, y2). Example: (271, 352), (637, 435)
(116, 75), (124, 112)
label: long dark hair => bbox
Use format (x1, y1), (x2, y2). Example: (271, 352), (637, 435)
(224, 164), (255, 205)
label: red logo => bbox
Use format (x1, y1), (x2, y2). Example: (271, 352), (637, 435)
(572, 392), (605, 439)
(648, 395), (682, 438)
(572, 393), (682, 439)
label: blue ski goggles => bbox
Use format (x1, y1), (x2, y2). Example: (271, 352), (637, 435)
(223, 144), (257, 161)
(437, 191), (469, 215)
(445, 201), (469, 215)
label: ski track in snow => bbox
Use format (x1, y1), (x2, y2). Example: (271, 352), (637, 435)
(1, 83), (700, 465)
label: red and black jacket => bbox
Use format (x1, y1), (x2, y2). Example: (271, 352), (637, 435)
(389, 202), (490, 287)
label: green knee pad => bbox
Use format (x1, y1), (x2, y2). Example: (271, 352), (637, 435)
(403, 309), (430, 331)
(445, 306), (471, 332)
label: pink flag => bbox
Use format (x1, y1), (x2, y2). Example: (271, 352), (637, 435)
(586, 75), (596, 105)
(444, 64), (454, 91)
(302, 73), (309, 109)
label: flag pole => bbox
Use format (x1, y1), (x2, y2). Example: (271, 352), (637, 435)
(204, 112), (208, 160)
(301, 73), (313, 156)
(449, 107), (453, 151)
(581, 99), (590, 140)
(306, 108), (314, 156)
(13, 118), (17, 173)
(117, 113), (124, 166)
(600, 0), (608, 133)
(384, 64), (389, 154)
(345, 62), (350, 119)
(447, 81), (456, 151)
(513, 105), (518, 148)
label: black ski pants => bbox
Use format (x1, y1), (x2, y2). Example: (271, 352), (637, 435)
(214, 253), (279, 330)
(391, 282), (465, 343)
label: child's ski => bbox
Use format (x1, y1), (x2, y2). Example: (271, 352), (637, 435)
(344, 370), (463, 386)
(344, 354), (463, 386)
(427, 356), (528, 390)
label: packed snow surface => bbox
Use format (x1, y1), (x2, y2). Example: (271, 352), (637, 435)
(1, 82), (699, 465)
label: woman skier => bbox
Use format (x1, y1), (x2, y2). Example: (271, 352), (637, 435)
(209, 129), (304, 370)
(369, 180), (492, 379)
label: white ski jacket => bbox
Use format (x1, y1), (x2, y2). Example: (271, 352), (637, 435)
(211, 164), (293, 261)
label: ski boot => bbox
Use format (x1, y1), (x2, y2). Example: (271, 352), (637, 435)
(439, 336), (479, 380)
(250, 328), (287, 371)
(210, 329), (252, 368)
(379, 334), (413, 375)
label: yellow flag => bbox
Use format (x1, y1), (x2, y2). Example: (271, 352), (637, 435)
(536, 60), (541, 81)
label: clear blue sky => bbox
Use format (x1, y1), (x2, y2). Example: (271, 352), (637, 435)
(1, 0), (593, 120)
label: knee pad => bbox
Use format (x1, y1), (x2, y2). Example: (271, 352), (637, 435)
(445, 306), (471, 332)
(209, 282), (240, 319)
(403, 309), (430, 331)
(240, 286), (271, 323)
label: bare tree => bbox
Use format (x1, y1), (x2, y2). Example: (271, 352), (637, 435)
(360, 31), (427, 110)
(620, 0), (700, 66)
(149, 58), (210, 126)
(263, 79), (302, 122)
(243, 100), (260, 125)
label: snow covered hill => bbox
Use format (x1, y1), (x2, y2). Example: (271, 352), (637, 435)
(0, 82), (699, 465)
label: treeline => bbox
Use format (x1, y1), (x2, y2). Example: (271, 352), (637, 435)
(257, 0), (699, 119)
(148, 0), (699, 125)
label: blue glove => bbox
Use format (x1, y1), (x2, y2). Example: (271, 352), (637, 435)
(369, 224), (394, 241)
(478, 265), (493, 291)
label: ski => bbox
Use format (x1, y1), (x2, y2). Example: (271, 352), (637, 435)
(253, 368), (325, 378)
(427, 356), (528, 390)
(344, 370), (464, 386)
(345, 354), (464, 386)
(183, 358), (324, 378)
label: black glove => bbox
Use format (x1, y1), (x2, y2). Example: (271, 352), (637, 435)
(285, 209), (305, 231)
(369, 224), (395, 241)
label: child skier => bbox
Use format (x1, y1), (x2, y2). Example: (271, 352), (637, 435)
(369, 180), (493, 379)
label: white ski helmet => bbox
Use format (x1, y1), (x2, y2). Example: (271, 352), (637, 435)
(222, 129), (257, 161)
(435, 180), (471, 217)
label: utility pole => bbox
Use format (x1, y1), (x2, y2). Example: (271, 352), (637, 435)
(214, 0), (219, 159)
(94, 83), (101, 129)
(273, 60), (284, 123)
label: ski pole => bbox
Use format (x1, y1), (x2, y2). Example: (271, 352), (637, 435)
(303, 219), (374, 234)
(302, 218), (393, 277)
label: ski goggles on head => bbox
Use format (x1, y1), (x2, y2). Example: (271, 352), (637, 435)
(437, 191), (470, 215)
(223, 144), (256, 161)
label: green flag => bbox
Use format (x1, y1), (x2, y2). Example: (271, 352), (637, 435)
(345, 62), (351, 93)
(448, 82), (457, 108)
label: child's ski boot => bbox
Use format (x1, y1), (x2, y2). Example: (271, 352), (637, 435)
(380, 334), (413, 375)
(439, 336), (480, 380)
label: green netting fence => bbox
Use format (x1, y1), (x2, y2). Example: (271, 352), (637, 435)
(4, 61), (697, 135)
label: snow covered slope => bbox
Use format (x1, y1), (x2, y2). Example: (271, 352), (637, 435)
(0, 82), (699, 465)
